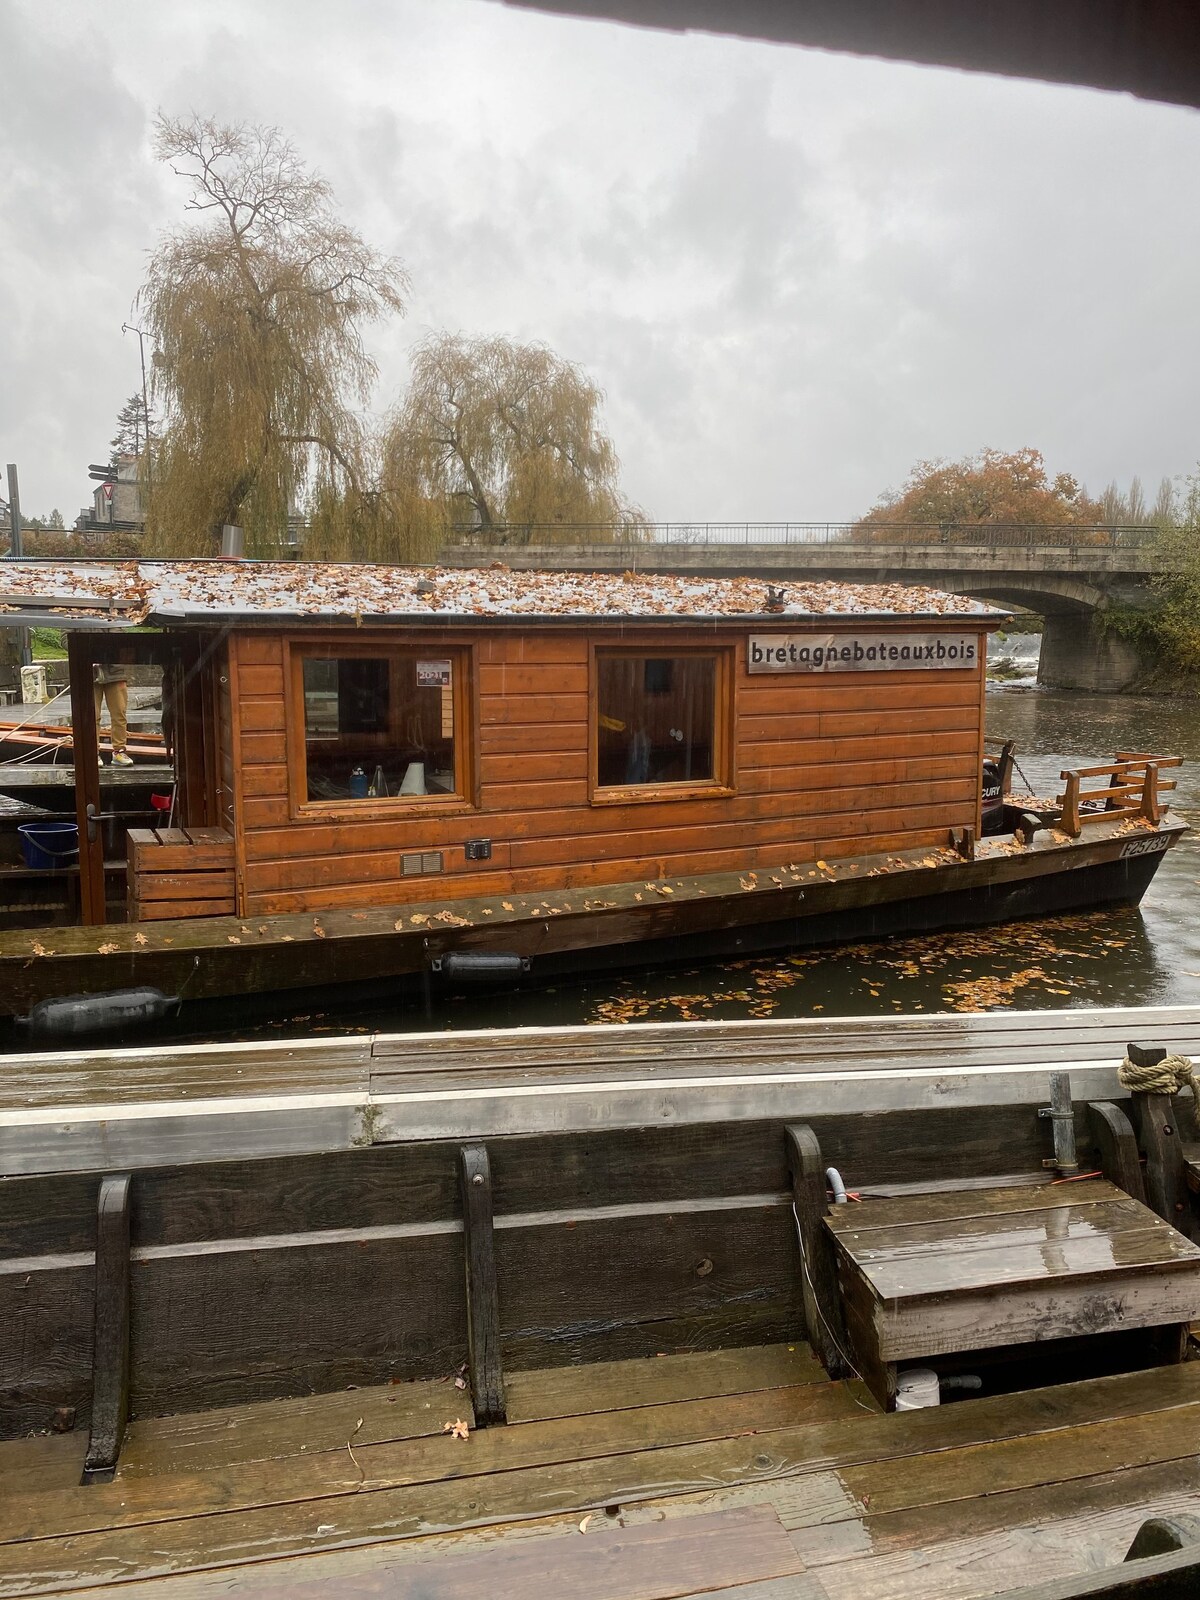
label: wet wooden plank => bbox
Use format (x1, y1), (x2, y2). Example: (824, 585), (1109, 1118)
(0, 1431), (87, 1496)
(3, 1366), (1196, 1584)
(829, 1193), (1151, 1256)
(852, 1224), (1200, 1299)
(816, 1482), (1200, 1600)
(505, 1344), (825, 1424)
(14, 1511), (820, 1599)
(257, 1505), (809, 1600)
(0, 1382), (865, 1547)
(117, 1378), (474, 1478)
(838, 1404), (1200, 1522)
(876, 1272), (1200, 1361)
(0, 1038), (372, 1110)
(824, 1181), (1118, 1233)
(808, 1454), (1200, 1567)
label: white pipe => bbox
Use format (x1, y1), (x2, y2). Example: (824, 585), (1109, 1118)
(825, 1166), (848, 1204)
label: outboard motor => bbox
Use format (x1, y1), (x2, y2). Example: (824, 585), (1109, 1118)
(981, 757), (1006, 836)
(17, 987), (181, 1041)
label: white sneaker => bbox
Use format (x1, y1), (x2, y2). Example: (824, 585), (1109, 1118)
(112, 750), (134, 766)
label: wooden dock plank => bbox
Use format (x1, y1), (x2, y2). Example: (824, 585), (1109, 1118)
(116, 1378), (475, 1479)
(0, 1383), (862, 1545)
(505, 1345), (825, 1423)
(1, 1366), (1196, 1592)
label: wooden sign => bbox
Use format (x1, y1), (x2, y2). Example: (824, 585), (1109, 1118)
(747, 633), (980, 674)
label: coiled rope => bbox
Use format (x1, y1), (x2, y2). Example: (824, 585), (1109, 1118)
(1118, 1052), (1199, 1098)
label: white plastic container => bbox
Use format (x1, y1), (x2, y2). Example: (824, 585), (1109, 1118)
(20, 664), (48, 704)
(895, 1367), (941, 1409)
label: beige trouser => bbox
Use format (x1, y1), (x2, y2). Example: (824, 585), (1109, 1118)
(94, 681), (128, 752)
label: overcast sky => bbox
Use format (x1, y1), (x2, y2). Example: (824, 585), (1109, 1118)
(3, 0), (1199, 525)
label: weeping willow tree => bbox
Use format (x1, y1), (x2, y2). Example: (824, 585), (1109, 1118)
(140, 115), (408, 556)
(366, 333), (646, 551)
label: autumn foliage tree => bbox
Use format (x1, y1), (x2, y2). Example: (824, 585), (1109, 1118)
(378, 333), (646, 548)
(859, 448), (1104, 528)
(140, 115), (408, 556)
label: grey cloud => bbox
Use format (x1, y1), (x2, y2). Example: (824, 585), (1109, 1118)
(3, 0), (1199, 523)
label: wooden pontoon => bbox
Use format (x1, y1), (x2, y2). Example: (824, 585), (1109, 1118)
(0, 560), (1184, 1025)
(5, 1006), (1200, 1596)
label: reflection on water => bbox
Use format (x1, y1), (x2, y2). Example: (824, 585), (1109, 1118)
(170, 686), (1200, 1042)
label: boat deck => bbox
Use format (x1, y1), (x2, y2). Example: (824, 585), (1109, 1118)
(3, 1344), (1200, 1598)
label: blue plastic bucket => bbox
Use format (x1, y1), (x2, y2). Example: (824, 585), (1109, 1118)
(18, 821), (79, 870)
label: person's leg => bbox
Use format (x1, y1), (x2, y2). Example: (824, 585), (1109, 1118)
(94, 683), (105, 745)
(108, 680), (129, 755)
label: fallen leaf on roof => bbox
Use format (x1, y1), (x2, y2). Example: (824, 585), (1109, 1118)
(443, 1418), (470, 1441)
(30, 942), (50, 957)
(435, 910), (472, 926)
(312, 923), (326, 938)
(134, 932), (148, 946)
(410, 913), (430, 926)
(97, 942), (119, 955)
(501, 901), (513, 911)
(227, 936), (241, 945)
(579, 1515), (592, 1533)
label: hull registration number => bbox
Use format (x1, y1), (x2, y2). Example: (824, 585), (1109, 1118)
(1120, 836), (1171, 860)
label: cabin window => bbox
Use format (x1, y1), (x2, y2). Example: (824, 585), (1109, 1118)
(593, 650), (728, 796)
(294, 647), (465, 806)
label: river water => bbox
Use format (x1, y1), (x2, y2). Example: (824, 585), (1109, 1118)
(224, 657), (1200, 1041)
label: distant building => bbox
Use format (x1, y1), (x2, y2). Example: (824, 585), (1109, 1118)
(76, 454), (144, 533)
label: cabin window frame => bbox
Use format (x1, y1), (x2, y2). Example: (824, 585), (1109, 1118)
(284, 635), (477, 820)
(588, 641), (736, 806)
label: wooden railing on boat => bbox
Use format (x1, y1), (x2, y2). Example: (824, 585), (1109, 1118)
(1057, 752), (1181, 839)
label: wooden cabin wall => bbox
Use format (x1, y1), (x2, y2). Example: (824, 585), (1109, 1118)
(229, 627), (987, 918)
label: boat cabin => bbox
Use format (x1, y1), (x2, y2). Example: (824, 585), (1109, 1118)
(0, 560), (1005, 929)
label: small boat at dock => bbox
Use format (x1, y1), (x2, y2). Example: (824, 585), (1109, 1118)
(4, 1005), (1200, 1595)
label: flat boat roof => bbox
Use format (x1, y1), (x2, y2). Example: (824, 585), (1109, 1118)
(0, 559), (1006, 629)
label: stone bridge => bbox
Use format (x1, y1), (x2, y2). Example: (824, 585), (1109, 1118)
(442, 526), (1164, 692)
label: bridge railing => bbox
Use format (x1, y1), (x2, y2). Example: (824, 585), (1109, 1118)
(451, 522), (1158, 550)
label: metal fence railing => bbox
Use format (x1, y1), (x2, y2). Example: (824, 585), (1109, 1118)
(450, 523), (1159, 551)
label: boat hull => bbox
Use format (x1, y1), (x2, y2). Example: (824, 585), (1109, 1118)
(0, 815), (1183, 1025)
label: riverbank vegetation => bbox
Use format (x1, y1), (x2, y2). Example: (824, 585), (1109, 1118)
(139, 116), (642, 561)
(1095, 470), (1200, 679)
(857, 447), (1104, 527)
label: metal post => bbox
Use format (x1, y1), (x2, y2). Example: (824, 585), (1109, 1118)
(5, 463), (32, 671)
(6, 463), (24, 558)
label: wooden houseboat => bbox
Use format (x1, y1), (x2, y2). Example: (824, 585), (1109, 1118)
(0, 560), (1184, 1029)
(5, 1005), (1200, 1596)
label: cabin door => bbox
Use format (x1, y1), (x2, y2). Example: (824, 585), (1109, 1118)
(66, 632), (216, 926)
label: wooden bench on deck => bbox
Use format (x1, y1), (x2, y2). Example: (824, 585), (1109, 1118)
(824, 1179), (1200, 1411)
(126, 827), (235, 921)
